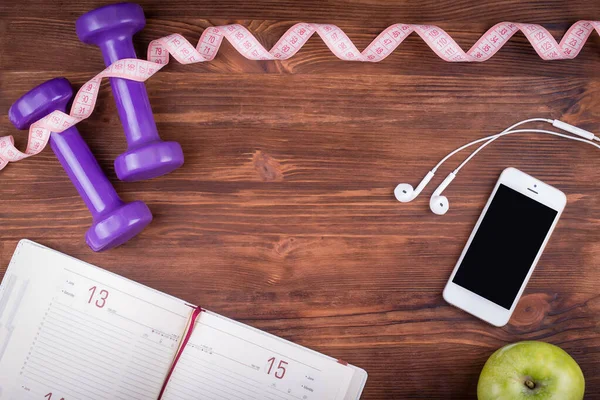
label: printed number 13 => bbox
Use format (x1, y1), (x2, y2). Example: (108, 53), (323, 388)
(88, 286), (109, 308)
(267, 357), (288, 379)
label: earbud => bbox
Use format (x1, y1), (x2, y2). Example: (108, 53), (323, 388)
(394, 183), (415, 202)
(394, 171), (435, 203)
(430, 194), (450, 215)
(429, 172), (456, 215)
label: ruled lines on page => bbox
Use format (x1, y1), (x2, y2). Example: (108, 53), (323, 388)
(13, 269), (187, 400)
(0, 241), (194, 400)
(162, 312), (356, 400)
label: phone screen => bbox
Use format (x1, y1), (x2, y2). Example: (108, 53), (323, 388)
(452, 184), (558, 309)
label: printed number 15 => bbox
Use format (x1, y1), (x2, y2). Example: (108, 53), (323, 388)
(88, 286), (109, 308)
(267, 357), (288, 379)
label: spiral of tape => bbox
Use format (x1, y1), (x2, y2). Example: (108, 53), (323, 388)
(1, 20), (599, 171)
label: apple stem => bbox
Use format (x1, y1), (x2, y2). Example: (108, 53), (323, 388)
(525, 379), (536, 390)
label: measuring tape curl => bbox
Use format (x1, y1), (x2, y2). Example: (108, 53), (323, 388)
(1, 20), (599, 171)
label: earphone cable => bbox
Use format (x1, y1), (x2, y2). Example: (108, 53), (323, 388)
(453, 128), (600, 175)
(431, 118), (553, 173)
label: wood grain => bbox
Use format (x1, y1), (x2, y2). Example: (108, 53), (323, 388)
(1, 1), (599, 398)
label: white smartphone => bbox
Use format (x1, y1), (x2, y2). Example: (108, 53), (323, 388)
(443, 167), (567, 327)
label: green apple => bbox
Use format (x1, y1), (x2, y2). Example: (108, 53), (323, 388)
(478, 341), (585, 400)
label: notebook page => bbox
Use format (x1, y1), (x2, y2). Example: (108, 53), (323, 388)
(162, 311), (356, 400)
(0, 240), (193, 400)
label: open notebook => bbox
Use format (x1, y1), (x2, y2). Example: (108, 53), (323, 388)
(0, 240), (367, 400)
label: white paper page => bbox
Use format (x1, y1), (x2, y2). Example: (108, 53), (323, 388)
(0, 240), (193, 400)
(162, 311), (357, 400)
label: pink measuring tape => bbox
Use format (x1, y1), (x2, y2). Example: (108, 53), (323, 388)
(1, 20), (599, 171)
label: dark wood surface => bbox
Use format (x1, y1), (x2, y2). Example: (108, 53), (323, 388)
(1, 1), (599, 398)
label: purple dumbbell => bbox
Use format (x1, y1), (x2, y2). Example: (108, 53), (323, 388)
(76, 2), (184, 182)
(8, 78), (153, 252)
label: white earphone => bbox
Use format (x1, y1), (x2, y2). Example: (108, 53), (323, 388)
(394, 170), (434, 202)
(394, 118), (600, 215)
(429, 172), (455, 215)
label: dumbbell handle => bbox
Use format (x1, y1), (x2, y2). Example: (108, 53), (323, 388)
(99, 38), (160, 147)
(50, 127), (122, 218)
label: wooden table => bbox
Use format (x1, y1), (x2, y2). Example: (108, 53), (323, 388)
(1, 1), (599, 398)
